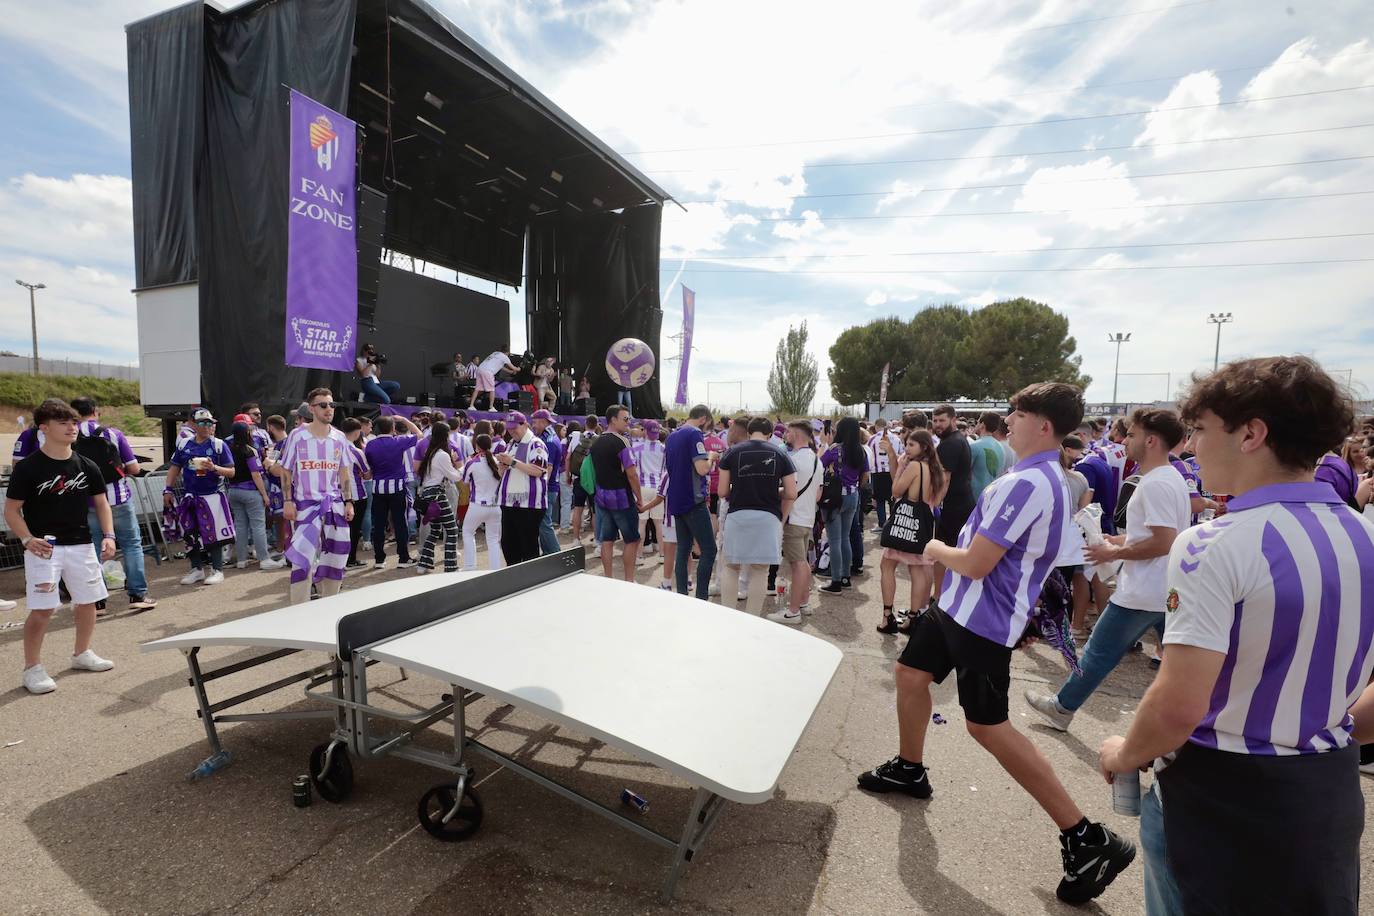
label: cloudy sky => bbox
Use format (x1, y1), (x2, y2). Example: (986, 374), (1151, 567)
(2, 0), (1372, 410)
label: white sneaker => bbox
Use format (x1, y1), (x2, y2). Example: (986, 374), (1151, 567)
(248, 548), (258, 561)
(71, 649), (114, 672)
(23, 664), (56, 694)
(708, 582), (721, 597)
(799, 604), (812, 616)
(203, 570), (225, 585)
(260, 558), (287, 570)
(0, 598), (17, 612)
(658, 580), (672, 590)
(180, 568), (206, 586)
(235, 561), (249, 570)
(766, 608), (803, 625)
(1024, 689), (1074, 731)
(737, 591), (748, 602)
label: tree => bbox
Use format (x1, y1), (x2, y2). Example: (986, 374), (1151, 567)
(768, 321), (820, 414)
(827, 316), (914, 405)
(950, 297), (1091, 397)
(907, 304), (972, 399)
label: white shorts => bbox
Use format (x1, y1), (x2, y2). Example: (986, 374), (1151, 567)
(660, 514), (677, 544)
(25, 543), (109, 611)
(640, 486), (665, 521)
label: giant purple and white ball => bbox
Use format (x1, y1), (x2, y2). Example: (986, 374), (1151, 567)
(605, 338), (656, 388)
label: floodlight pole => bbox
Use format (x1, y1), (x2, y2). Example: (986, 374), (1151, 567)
(1108, 332), (1131, 404)
(1207, 312), (1234, 371)
(16, 279), (46, 376)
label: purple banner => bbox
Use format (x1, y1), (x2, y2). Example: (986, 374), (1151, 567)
(285, 89), (357, 372)
(675, 286), (695, 406)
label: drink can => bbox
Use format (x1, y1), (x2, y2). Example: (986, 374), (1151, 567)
(620, 788), (649, 814)
(293, 775), (312, 807)
(1111, 769), (1142, 817)
(43, 535), (57, 546)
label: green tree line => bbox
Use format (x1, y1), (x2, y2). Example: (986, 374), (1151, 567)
(827, 298), (1090, 404)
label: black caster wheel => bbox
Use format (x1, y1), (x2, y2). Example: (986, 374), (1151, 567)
(309, 742), (354, 803)
(417, 782), (483, 841)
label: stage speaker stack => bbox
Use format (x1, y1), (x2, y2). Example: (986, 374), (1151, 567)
(516, 390), (535, 414)
(357, 187), (387, 327)
(574, 397), (596, 416)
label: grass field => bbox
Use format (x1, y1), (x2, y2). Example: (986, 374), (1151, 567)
(0, 373), (158, 437)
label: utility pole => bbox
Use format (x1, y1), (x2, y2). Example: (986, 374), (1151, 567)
(15, 279), (46, 376)
(1108, 332), (1131, 404)
(1207, 312), (1233, 371)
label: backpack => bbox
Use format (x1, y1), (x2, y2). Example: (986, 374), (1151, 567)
(817, 456), (844, 513)
(75, 424), (126, 488)
(569, 433), (595, 476)
(580, 449), (597, 496)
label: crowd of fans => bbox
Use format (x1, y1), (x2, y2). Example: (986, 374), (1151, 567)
(4, 355), (1374, 912)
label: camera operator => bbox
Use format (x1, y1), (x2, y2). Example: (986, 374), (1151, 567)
(356, 343), (400, 405)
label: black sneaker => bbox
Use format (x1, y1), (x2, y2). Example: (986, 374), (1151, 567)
(1056, 823), (1136, 905)
(857, 756), (932, 798)
(820, 583), (844, 594)
(840, 577), (853, 589)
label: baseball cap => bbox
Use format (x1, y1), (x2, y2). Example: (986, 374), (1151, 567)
(643, 419), (661, 436)
(773, 423), (787, 438)
(507, 411), (529, 427)
(295, 403), (313, 422)
(530, 409), (554, 421)
(809, 419), (824, 433)
(233, 413), (253, 425)
(192, 407), (215, 423)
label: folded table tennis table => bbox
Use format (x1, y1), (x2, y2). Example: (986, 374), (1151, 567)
(143, 548), (842, 900)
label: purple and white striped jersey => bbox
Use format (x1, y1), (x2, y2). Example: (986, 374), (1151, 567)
(77, 420), (136, 506)
(1093, 440), (1130, 497)
(937, 449), (1077, 648)
(867, 430), (901, 474)
(364, 434), (417, 494)
(496, 431), (549, 509)
(1163, 481), (1374, 756)
(462, 454), (501, 506)
(633, 439), (667, 490)
(280, 426), (355, 502)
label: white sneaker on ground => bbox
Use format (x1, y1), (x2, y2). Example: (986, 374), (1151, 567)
(248, 548), (258, 561)
(71, 649), (114, 672)
(708, 582), (721, 597)
(799, 604), (812, 616)
(766, 608), (803, 625)
(1024, 689), (1074, 731)
(180, 568), (206, 586)
(737, 591), (748, 602)
(0, 598), (17, 612)
(396, 559), (416, 569)
(23, 665), (56, 694)
(658, 580), (672, 590)
(235, 561), (249, 570)
(203, 570), (225, 586)
(260, 558), (287, 570)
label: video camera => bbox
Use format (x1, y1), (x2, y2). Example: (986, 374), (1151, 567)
(369, 353), (389, 365)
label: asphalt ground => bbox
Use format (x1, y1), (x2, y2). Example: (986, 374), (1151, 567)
(2, 525), (1371, 915)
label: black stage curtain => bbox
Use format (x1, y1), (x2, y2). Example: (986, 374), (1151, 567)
(527, 204), (664, 417)
(126, 2), (203, 289)
(198, 0), (357, 413)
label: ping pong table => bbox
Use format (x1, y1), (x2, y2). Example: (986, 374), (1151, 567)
(143, 548), (842, 900)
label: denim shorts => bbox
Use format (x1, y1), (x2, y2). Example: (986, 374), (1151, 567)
(595, 504), (641, 543)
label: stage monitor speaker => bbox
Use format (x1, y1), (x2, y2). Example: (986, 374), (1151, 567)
(573, 397), (596, 416)
(357, 186), (387, 325)
(516, 391), (535, 414)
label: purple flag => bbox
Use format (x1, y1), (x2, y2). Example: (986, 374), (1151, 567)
(285, 89), (357, 372)
(675, 286), (695, 406)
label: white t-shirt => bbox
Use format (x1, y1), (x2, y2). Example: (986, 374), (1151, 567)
(355, 356), (378, 380)
(787, 447), (821, 528)
(420, 449), (462, 488)
(479, 351), (510, 375)
(1111, 463), (1191, 612)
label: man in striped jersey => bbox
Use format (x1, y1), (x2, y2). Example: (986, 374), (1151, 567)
(858, 382), (1135, 904)
(867, 417), (901, 531)
(277, 389), (357, 605)
(1099, 356), (1374, 915)
(364, 415), (422, 570)
(494, 412), (548, 565)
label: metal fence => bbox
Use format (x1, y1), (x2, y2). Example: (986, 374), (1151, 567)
(0, 473), (171, 573)
(0, 355), (139, 380)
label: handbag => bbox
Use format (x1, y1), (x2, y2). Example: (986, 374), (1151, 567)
(817, 453), (844, 512)
(880, 463), (934, 553)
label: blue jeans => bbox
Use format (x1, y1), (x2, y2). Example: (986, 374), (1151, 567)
(88, 500), (147, 598)
(1141, 782), (1184, 916)
(539, 501), (561, 555)
(1057, 600), (1165, 711)
(596, 504), (640, 543)
(824, 490), (859, 585)
(673, 503), (717, 599)
(227, 486), (269, 566)
(360, 377), (400, 404)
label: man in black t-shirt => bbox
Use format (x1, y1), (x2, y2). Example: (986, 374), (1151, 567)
(4, 398), (117, 695)
(931, 404), (975, 607)
(589, 406), (644, 580)
(718, 417), (796, 614)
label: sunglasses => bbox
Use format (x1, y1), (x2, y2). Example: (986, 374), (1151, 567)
(311, 402), (337, 409)
(194, 420), (215, 426)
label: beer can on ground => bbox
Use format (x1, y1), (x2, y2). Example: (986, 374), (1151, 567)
(1111, 770), (1142, 817)
(293, 775), (312, 808)
(621, 788), (649, 814)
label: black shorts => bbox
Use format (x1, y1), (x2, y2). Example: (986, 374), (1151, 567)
(934, 502), (973, 546)
(898, 607), (1013, 725)
(571, 486), (589, 508)
(872, 471), (893, 502)
(709, 493), (720, 515)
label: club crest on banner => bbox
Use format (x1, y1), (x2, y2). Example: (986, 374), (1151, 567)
(310, 115), (339, 171)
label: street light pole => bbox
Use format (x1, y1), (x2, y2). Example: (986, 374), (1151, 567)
(1207, 312), (1233, 371)
(15, 279), (46, 376)
(1108, 332), (1131, 404)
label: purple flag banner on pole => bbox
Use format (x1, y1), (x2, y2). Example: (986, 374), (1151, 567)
(675, 286), (695, 406)
(285, 89), (357, 372)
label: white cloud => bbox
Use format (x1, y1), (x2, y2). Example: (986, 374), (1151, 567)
(1014, 157), (1159, 230)
(876, 180), (926, 212)
(865, 290), (888, 307)
(772, 209), (824, 241)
